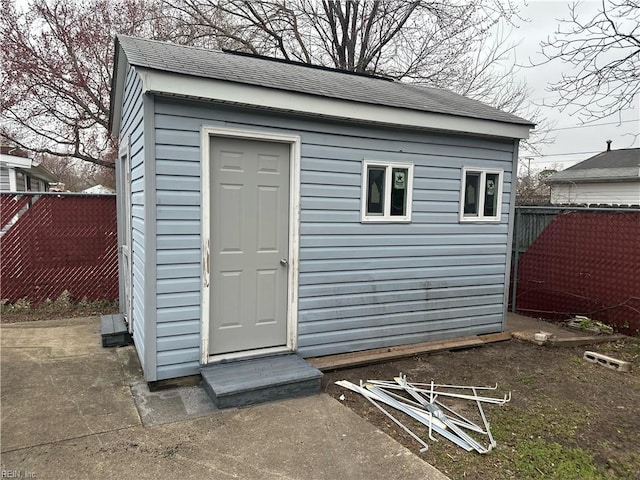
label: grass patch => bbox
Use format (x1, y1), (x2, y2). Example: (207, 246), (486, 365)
(517, 374), (537, 385)
(511, 439), (605, 480)
(486, 403), (607, 479)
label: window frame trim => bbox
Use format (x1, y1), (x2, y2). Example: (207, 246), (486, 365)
(361, 159), (414, 223)
(459, 166), (504, 223)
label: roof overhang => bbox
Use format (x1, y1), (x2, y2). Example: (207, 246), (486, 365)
(548, 177), (640, 185)
(0, 153), (32, 169)
(110, 57), (533, 140)
(547, 167), (640, 185)
(25, 164), (58, 184)
(108, 40), (127, 135)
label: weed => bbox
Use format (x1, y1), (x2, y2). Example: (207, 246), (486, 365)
(53, 290), (73, 309)
(570, 357), (583, 366)
(0, 297), (30, 313)
(1, 296), (118, 322)
(517, 374), (536, 385)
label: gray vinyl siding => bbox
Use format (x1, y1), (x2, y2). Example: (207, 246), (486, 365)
(152, 97), (515, 377)
(154, 103), (202, 380)
(0, 166), (10, 191)
(119, 65), (146, 370)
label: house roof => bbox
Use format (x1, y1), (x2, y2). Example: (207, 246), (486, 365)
(547, 148), (640, 184)
(17, 164), (58, 184)
(110, 35), (534, 140)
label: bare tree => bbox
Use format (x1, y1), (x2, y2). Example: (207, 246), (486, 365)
(0, 0), (170, 168)
(537, 0), (640, 122)
(516, 163), (557, 205)
(165, 1), (552, 153)
(40, 155), (116, 191)
(165, 1), (521, 80)
(1, 0), (547, 169)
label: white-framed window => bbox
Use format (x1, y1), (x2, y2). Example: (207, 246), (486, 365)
(459, 167), (503, 222)
(361, 160), (414, 222)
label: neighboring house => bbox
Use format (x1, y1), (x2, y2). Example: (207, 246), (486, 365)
(0, 146), (58, 192)
(109, 36), (533, 382)
(546, 143), (640, 206)
(82, 184), (116, 194)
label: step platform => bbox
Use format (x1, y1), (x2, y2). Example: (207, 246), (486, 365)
(201, 354), (323, 409)
(100, 314), (133, 347)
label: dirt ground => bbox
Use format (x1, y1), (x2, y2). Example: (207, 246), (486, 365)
(323, 337), (640, 480)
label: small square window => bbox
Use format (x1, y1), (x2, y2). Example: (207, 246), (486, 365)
(362, 161), (413, 222)
(459, 168), (503, 222)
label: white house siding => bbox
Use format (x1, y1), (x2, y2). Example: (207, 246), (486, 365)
(15, 172), (26, 191)
(119, 65), (147, 370)
(151, 97), (515, 379)
(551, 182), (640, 206)
(0, 166), (10, 191)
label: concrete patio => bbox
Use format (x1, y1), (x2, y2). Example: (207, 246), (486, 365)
(0, 316), (448, 479)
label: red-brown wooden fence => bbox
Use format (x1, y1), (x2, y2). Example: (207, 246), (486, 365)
(512, 208), (640, 335)
(0, 193), (118, 305)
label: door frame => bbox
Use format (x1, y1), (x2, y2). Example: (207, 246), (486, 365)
(119, 137), (133, 334)
(200, 126), (301, 365)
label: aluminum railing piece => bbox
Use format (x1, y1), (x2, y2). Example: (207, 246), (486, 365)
(336, 374), (510, 455)
(335, 381), (430, 453)
(362, 385), (474, 452)
(473, 386), (497, 449)
(370, 381), (510, 405)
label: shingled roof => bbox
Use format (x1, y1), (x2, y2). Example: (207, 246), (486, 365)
(113, 35), (533, 129)
(547, 148), (640, 184)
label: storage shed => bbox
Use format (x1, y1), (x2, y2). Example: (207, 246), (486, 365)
(109, 35), (533, 383)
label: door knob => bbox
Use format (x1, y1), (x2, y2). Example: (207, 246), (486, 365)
(280, 258), (288, 266)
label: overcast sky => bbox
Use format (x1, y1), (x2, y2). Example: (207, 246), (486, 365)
(509, 0), (639, 172)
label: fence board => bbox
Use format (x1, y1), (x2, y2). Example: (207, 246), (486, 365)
(0, 193), (118, 305)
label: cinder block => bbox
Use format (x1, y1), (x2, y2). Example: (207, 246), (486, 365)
(583, 351), (631, 372)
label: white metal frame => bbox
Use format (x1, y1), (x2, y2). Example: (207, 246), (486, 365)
(458, 167), (504, 223)
(200, 126), (301, 365)
(361, 160), (414, 223)
(119, 137), (133, 333)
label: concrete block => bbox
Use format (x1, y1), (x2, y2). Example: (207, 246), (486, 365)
(583, 351), (631, 372)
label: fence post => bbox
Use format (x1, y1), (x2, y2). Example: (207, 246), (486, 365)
(511, 207), (521, 313)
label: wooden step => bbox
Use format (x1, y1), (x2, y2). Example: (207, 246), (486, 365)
(100, 314), (133, 348)
(201, 354), (323, 409)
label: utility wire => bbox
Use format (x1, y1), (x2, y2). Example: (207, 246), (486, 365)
(526, 150), (601, 158)
(542, 119), (638, 132)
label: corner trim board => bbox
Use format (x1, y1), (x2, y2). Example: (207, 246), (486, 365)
(143, 93), (158, 381)
(502, 140), (520, 327)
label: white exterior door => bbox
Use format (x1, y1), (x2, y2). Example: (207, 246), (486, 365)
(209, 136), (290, 355)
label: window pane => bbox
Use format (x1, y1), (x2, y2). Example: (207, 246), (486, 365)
(464, 172), (480, 216)
(390, 168), (408, 216)
(367, 167), (385, 215)
(484, 173), (499, 217)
